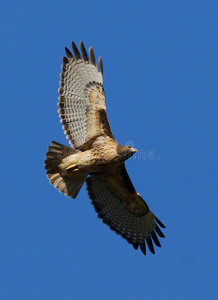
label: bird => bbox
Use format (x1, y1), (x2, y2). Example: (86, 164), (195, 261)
(44, 41), (166, 255)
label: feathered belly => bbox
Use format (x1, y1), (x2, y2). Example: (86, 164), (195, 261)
(60, 143), (120, 174)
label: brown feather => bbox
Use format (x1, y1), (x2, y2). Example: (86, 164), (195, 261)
(65, 47), (73, 59)
(89, 46), (97, 67)
(80, 41), (89, 62)
(86, 163), (165, 255)
(98, 56), (103, 75)
(45, 41), (166, 256)
(98, 109), (114, 138)
(71, 41), (82, 60)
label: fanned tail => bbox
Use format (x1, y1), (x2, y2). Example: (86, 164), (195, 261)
(44, 141), (87, 198)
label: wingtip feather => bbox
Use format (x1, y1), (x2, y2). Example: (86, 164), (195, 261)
(89, 46), (97, 67)
(65, 47), (73, 59)
(140, 242), (146, 255)
(80, 41), (89, 62)
(62, 56), (68, 64)
(155, 217), (166, 228)
(71, 41), (82, 60)
(98, 56), (103, 75)
(154, 225), (165, 238)
(146, 236), (155, 254)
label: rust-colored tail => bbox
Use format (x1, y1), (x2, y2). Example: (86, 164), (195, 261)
(44, 141), (87, 199)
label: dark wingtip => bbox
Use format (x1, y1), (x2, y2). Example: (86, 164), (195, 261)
(146, 236), (155, 254)
(151, 231), (161, 247)
(98, 56), (103, 75)
(89, 46), (97, 67)
(132, 242), (139, 250)
(71, 41), (82, 60)
(80, 41), (89, 62)
(62, 56), (68, 64)
(154, 225), (165, 238)
(155, 217), (166, 228)
(65, 47), (73, 59)
(140, 242), (146, 255)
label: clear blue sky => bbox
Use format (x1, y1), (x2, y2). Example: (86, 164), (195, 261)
(1, 1), (218, 299)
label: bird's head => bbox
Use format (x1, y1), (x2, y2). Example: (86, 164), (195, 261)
(127, 146), (138, 155)
(117, 145), (138, 161)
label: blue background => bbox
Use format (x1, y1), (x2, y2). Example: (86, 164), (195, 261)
(1, 1), (218, 299)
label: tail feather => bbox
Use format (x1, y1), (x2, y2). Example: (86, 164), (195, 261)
(44, 141), (87, 199)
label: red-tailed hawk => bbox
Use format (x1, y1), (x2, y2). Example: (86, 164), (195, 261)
(44, 41), (165, 255)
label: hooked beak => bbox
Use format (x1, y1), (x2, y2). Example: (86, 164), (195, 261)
(131, 147), (138, 153)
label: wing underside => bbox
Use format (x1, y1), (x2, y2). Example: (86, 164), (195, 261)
(58, 41), (114, 150)
(86, 165), (165, 255)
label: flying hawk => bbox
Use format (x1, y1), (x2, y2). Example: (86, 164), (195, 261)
(44, 41), (165, 255)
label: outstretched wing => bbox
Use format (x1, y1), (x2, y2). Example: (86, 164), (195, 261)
(86, 165), (165, 255)
(58, 41), (114, 150)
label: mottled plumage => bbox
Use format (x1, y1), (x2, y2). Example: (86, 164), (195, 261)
(44, 41), (166, 255)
